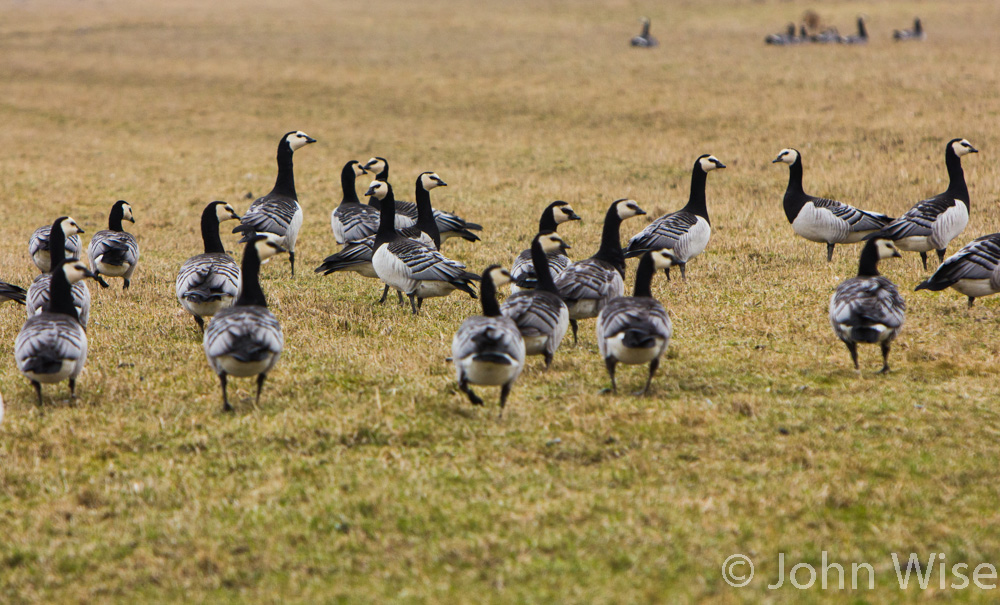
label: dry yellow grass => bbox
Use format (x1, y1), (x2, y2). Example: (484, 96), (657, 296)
(2, 0), (1000, 602)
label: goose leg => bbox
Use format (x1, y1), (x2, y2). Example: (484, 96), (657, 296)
(32, 380), (43, 407)
(289, 251), (296, 276)
(256, 373), (267, 407)
(378, 285), (390, 304)
(845, 341), (859, 371)
(664, 267), (671, 281)
(407, 293), (419, 315)
(919, 251), (928, 271)
(570, 319), (578, 345)
(220, 373), (233, 412)
(95, 273), (110, 289)
(123, 278), (131, 290)
(459, 377), (483, 406)
(635, 358), (659, 396)
(397, 290), (404, 305)
(194, 315), (205, 332)
(679, 263), (687, 281)
(69, 378), (77, 400)
(968, 296), (976, 308)
(878, 343), (891, 374)
(543, 352), (554, 371)
(826, 242), (835, 262)
(936, 248), (946, 264)
(498, 383), (512, 419)
(600, 357), (617, 394)
(418, 298), (424, 309)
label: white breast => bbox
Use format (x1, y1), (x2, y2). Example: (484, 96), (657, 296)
(791, 203), (850, 244)
(930, 202), (969, 250)
(372, 245), (417, 294)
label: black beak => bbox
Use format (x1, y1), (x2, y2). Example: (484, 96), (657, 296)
(232, 213), (242, 220)
(437, 180), (448, 187)
(364, 186), (377, 196)
(715, 161), (727, 169)
(969, 146), (979, 154)
(771, 157), (782, 163)
(569, 212), (582, 221)
(127, 217), (136, 223)
(635, 208), (647, 216)
(304, 136), (317, 144)
(78, 227), (86, 234)
(83, 268), (97, 279)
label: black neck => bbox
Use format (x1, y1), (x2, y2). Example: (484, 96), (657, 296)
(945, 147), (970, 204)
(271, 140), (297, 198)
(539, 204), (559, 232)
(531, 236), (558, 294)
(415, 179), (442, 249)
(339, 163), (361, 205)
(374, 160), (389, 182)
(857, 241), (882, 277)
(632, 252), (658, 298)
(782, 156), (807, 222)
(235, 243), (267, 307)
(49, 219), (67, 268)
(109, 203), (127, 231)
(593, 205), (626, 272)
(857, 18), (867, 38)
(48, 265), (79, 319)
(681, 163), (710, 222)
(373, 186), (399, 248)
(641, 21), (650, 37)
(480, 273), (502, 317)
(201, 206), (226, 254)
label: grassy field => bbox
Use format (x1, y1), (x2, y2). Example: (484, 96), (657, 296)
(2, 0), (1000, 602)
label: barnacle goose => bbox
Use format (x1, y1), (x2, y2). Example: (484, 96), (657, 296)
(873, 138), (978, 270)
(510, 200), (581, 293)
(624, 154), (725, 280)
(915, 233), (1000, 307)
(29, 224), (82, 273)
(176, 201), (243, 332)
(233, 131), (316, 275)
(88, 200), (139, 289)
(765, 23), (800, 46)
(370, 179), (479, 314)
(363, 157), (482, 243)
(893, 18), (924, 41)
(15, 257), (98, 406)
(203, 234), (286, 412)
(1, 280), (27, 305)
(840, 16), (868, 45)
(452, 265), (526, 417)
(501, 232), (571, 370)
(330, 160), (377, 245)
(556, 198), (646, 343)
(630, 17), (658, 47)
(773, 148), (892, 261)
(829, 237), (905, 374)
(810, 27), (842, 44)
(597, 249), (675, 395)
(27, 216), (95, 327)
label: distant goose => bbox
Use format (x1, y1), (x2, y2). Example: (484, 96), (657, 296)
(810, 27), (842, 44)
(510, 200), (581, 293)
(893, 18), (924, 41)
(29, 224), (82, 273)
(873, 138), (978, 270)
(233, 131), (316, 275)
(14, 258), (99, 406)
(1, 280), (27, 305)
(330, 160), (377, 245)
(176, 201), (243, 331)
(370, 180), (479, 314)
(597, 249), (675, 395)
(829, 237), (905, 374)
(203, 235), (286, 412)
(556, 198), (646, 343)
(630, 17), (658, 47)
(624, 154), (725, 279)
(840, 16), (868, 45)
(501, 232), (571, 369)
(773, 148), (892, 261)
(88, 200), (139, 289)
(915, 233), (1000, 307)
(363, 157), (482, 243)
(27, 216), (95, 327)
(765, 23), (800, 46)
(452, 265), (526, 418)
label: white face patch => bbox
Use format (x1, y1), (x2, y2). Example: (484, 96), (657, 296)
(699, 155), (725, 172)
(63, 261), (91, 284)
(490, 267), (513, 288)
(556, 205), (576, 224)
(215, 203), (238, 222)
(368, 181), (387, 200)
(952, 139), (977, 157)
(616, 200), (644, 219)
(121, 203), (134, 222)
(365, 158), (386, 174)
(256, 236), (285, 262)
(651, 249), (675, 271)
(287, 131), (315, 152)
(62, 217), (83, 236)
(420, 172), (445, 191)
(539, 234), (566, 254)
(353, 163), (367, 177)
(774, 148), (798, 165)
(875, 239), (899, 259)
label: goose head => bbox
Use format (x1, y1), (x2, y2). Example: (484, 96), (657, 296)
(346, 160), (368, 178)
(537, 231), (571, 255)
(868, 237), (902, 260)
(112, 200), (135, 224)
(252, 233), (287, 264)
(949, 138), (978, 158)
(697, 154), (727, 172)
(418, 171), (447, 191)
(212, 201), (241, 223)
(364, 180), (390, 200)
(484, 265), (513, 289)
(614, 198), (647, 220)
(550, 201), (581, 224)
(363, 157), (388, 177)
(650, 248), (679, 271)
(772, 148), (800, 165)
(56, 216), (85, 236)
(61, 259), (98, 284)
(283, 131), (316, 152)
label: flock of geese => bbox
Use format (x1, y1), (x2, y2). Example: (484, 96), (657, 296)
(0, 132), (986, 419)
(765, 16), (925, 46)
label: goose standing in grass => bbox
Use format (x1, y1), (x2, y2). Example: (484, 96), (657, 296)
(510, 200), (581, 293)
(15, 258), (99, 406)
(364, 157), (482, 243)
(840, 16), (868, 45)
(452, 265), (525, 418)
(176, 201), (243, 332)
(330, 160), (377, 245)
(233, 131), (316, 275)
(88, 200), (139, 289)
(203, 235), (286, 412)
(501, 232), (571, 370)
(1, 280), (27, 305)
(829, 237), (905, 374)
(915, 234), (1000, 307)
(556, 198), (646, 343)
(630, 17), (658, 47)
(772, 148), (892, 261)
(873, 138), (978, 270)
(370, 179), (479, 314)
(765, 23), (800, 46)
(597, 249), (675, 395)
(28, 216), (96, 327)
(29, 224), (82, 273)
(893, 18), (924, 41)
(625, 154), (724, 280)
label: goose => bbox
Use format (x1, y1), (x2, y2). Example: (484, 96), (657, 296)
(915, 233), (1000, 307)
(510, 200), (581, 293)
(765, 23), (800, 46)
(452, 265), (525, 418)
(810, 27), (842, 44)
(501, 232), (571, 369)
(624, 154), (725, 279)
(176, 201), (243, 331)
(893, 18), (924, 41)
(873, 138), (978, 270)
(556, 198), (646, 343)
(597, 249), (676, 395)
(370, 179), (479, 314)
(363, 157), (482, 243)
(772, 148), (892, 261)
(330, 160), (377, 245)
(88, 200), (139, 289)
(203, 234), (286, 412)
(14, 258), (98, 406)
(27, 216), (95, 327)
(1, 280), (27, 305)
(233, 131), (316, 275)
(29, 224), (82, 273)
(630, 17), (658, 47)
(840, 16), (868, 45)
(829, 237), (905, 374)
